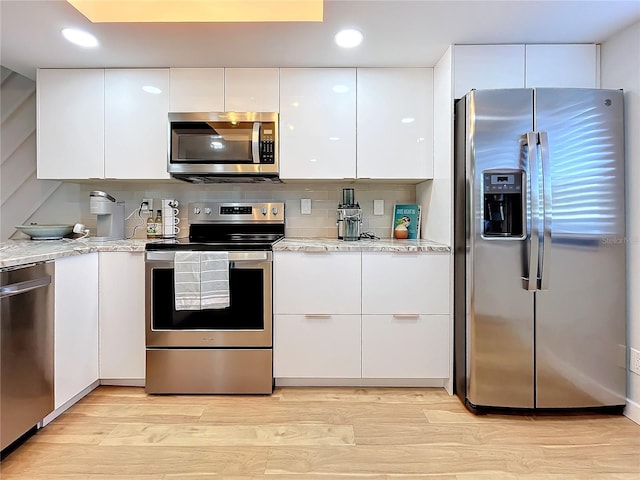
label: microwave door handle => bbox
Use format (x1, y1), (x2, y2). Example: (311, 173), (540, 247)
(252, 122), (261, 164)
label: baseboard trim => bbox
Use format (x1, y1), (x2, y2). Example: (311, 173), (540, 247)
(42, 380), (100, 426)
(100, 378), (145, 387)
(624, 398), (640, 425)
(275, 378), (446, 387)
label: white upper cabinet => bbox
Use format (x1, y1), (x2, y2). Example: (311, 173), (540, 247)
(454, 45), (525, 98)
(525, 44), (598, 88)
(37, 69), (105, 179)
(357, 68), (434, 180)
(454, 44), (599, 98)
(105, 69), (170, 179)
(224, 68), (279, 112)
(169, 68), (224, 112)
(279, 68), (357, 179)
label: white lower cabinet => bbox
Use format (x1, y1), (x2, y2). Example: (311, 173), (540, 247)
(362, 314), (449, 378)
(273, 250), (451, 383)
(54, 253), (99, 408)
(98, 252), (145, 382)
(274, 314), (361, 378)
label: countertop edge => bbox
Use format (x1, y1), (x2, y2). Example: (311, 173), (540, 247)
(1, 237), (452, 269)
(273, 238), (451, 253)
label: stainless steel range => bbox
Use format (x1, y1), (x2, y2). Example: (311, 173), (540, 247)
(144, 202), (284, 394)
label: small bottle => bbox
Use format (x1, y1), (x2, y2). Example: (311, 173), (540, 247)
(146, 211), (157, 238)
(154, 210), (163, 238)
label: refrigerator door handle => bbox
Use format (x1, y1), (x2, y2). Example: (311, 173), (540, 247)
(538, 131), (552, 291)
(523, 131), (539, 291)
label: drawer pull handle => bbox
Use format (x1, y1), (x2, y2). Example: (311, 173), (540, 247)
(392, 314), (420, 319)
(304, 314), (332, 319)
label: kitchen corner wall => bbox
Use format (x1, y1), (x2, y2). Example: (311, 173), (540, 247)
(78, 181), (417, 240)
(601, 20), (640, 425)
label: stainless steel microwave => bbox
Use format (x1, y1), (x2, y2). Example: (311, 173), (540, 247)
(168, 112), (279, 183)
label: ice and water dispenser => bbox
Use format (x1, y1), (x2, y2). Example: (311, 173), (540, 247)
(482, 170), (524, 237)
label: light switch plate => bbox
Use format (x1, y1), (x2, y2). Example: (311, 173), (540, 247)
(374, 199), (384, 215)
(301, 198), (312, 215)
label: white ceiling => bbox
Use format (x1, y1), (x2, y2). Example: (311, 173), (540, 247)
(2, 0), (639, 80)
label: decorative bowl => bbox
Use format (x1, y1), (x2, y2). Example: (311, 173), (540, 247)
(15, 224), (74, 240)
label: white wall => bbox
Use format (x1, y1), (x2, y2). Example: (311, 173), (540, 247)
(601, 20), (640, 424)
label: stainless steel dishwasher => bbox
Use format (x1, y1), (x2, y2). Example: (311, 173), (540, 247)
(1, 261), (54, 452)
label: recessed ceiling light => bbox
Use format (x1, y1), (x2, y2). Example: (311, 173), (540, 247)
(335, 29), (363, 48)
(61, 28), (98, 47)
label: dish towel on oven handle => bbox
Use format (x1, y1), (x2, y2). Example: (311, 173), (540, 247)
(200, 251), (230, 309)
(174, 252), (230, 310)
(174, 251), (202, 310)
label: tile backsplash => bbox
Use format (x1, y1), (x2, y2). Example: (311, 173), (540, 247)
(79, 181), (417, 240)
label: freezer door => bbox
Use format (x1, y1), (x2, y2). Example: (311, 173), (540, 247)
(465, 89), (536, 409)
(534, 88), (626, 408)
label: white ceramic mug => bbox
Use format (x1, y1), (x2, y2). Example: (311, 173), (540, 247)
(163, 207), (179, 217)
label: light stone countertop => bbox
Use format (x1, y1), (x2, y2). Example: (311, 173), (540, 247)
(273, 237), (451, 253)
(0, 238), (150, 269)
(0, 236), (451, 269)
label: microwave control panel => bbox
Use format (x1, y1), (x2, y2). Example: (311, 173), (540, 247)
(260, 125), (276, 164)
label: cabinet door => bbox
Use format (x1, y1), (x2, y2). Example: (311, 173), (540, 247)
(37, 69), (104, 179)
(274, 314), (361, 378)
(225, 68), (279, 112)
(105, 69), (170, 179)
(279, 68), (356, 179)
(453, 45), (525, 99)
(54, 254), (99, 408)
(99, 252), (145, 381)
(525, 44), (598, 88)
(274, 251), (361, 315)
(362, 314), (449, 378)
(357, 68), (434, 179)
(361, 252), (450, 315)
(169, 68), (224, 112)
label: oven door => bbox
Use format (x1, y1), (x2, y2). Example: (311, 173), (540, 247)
(145, 250), (272, 348)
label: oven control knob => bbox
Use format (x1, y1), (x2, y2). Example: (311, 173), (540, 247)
(272, 207), (279, 216)
(261, 208), (267, 216)
(193, 207), (201, 214)
(204, 207), (212, 215)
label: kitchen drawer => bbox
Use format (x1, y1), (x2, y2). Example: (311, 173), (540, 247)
(274, 314), (361, 378)
(274, 251), (361, 315)
(362, 314), (449, 378)
(362, 252), (449, 315)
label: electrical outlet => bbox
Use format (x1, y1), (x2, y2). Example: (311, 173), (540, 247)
(374, 199), (384, 215)
(300, 198), (312, 215)
(142, 198), (153, 212)
(631, 347), (640, 376)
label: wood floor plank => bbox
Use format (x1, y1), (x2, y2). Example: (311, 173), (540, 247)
(27, 422), (119, 445)
(424, 408), (535, 424)
(100, 423), (355, 446)
(354, 420), (640, 446)
(455, 475), (640, 480)
(264, 444), (639, 476)
(54, 403), (205, 425)
(200, 402), (428, 425)
(0, 443), (268, 476)
(274, 386), (452, 404)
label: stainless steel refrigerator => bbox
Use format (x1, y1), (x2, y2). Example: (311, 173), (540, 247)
(454, 88), (626, 412)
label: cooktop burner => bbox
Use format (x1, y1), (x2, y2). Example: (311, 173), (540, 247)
(145, 201), (285, 252)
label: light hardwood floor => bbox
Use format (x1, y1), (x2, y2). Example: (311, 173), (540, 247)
(1, 386), (639, 479)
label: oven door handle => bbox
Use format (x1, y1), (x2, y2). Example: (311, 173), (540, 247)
(145, 251), (271, 263)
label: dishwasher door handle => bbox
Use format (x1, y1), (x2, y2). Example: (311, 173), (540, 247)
(0, 276), (51, 299)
